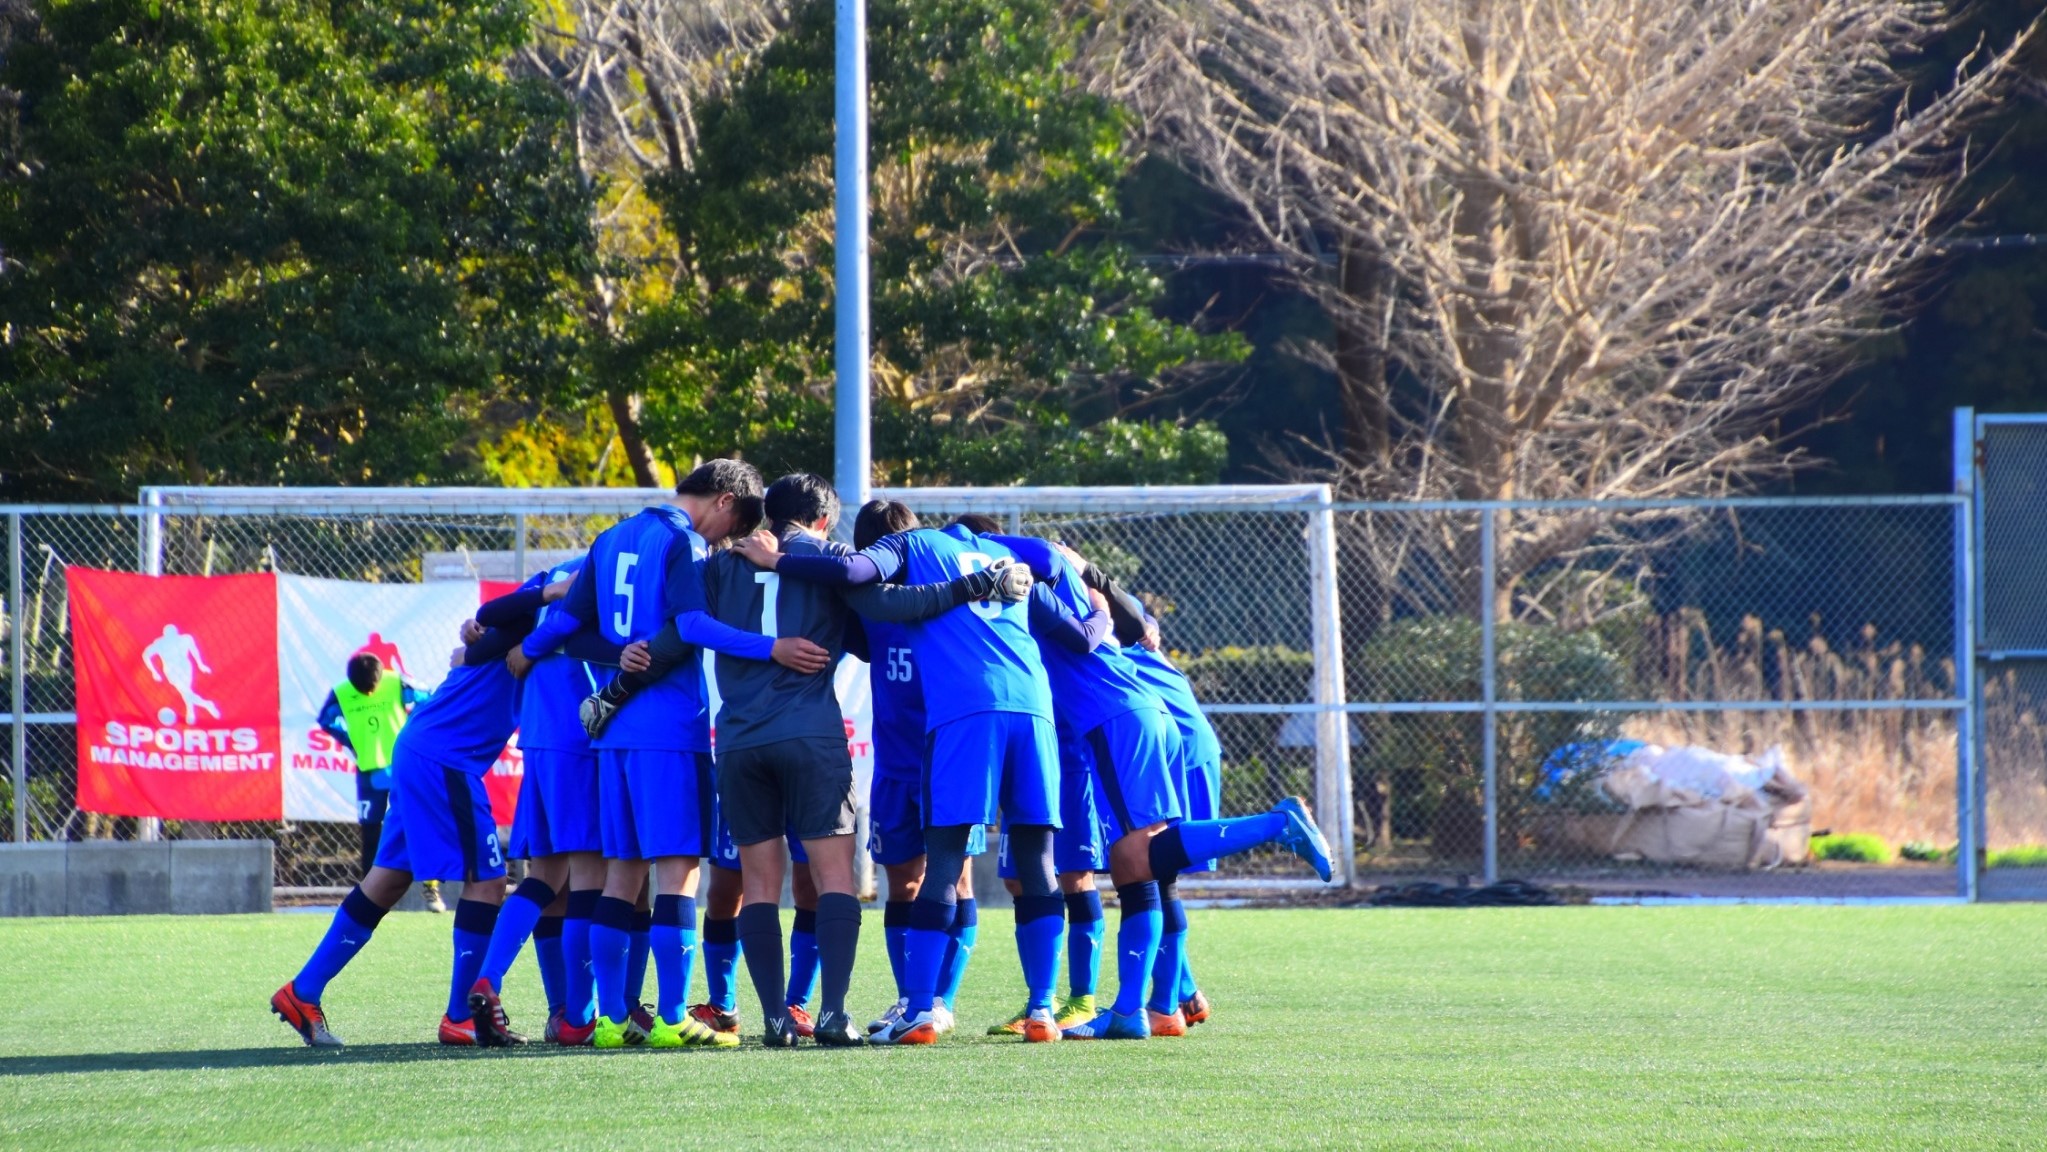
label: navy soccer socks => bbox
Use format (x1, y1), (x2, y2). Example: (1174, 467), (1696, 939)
(479, 877), (554, 993)
(448, 899), (501, 1022)
(1065, 889), (1105, 999)
(815, 892), (862, 1020)
(293, 887), (387, 1003)
(649, 894), (697, 1026)
(736, 901), (787, 1025)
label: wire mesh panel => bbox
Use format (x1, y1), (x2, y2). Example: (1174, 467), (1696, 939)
(1976, 419), (2047, 872)
(1333, 500), (1965, 896)
(0, 487), (1978, 901)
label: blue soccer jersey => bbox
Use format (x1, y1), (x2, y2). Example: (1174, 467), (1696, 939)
(518, 556), (605, 753)
(1124, 645), (1223, 769)
(855, 525), (1053, 729)
(398, 570), (549, 774)
(527, 505), (716, 752)
(990, 534), (1159, 736)
(865, 618), (927, 783)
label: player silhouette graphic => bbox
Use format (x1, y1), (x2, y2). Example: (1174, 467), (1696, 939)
(142, 623), (221, 724)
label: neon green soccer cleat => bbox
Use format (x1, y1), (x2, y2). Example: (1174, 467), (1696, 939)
(1054, 994), (1097, 1029)
(590, 1015), (637, 1050)
(988, 1008), (1029, 1036)
(646, 1014), (740, 1049)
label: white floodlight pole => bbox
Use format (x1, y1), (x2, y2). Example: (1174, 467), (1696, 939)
(833, 0), (872, 516)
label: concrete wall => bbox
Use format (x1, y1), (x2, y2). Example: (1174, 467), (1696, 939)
(0, 840), (272, 917)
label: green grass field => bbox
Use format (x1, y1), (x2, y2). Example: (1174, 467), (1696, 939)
(2, 905), (2043, 1149)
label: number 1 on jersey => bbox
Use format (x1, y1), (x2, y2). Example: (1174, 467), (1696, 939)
(754, 570), (781, 637)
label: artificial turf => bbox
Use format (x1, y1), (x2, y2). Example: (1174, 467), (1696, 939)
(0, 905), (2042, 1149)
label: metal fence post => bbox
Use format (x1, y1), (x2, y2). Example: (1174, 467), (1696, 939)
(1954, 408), (1979, 901)
(513, 511), (529, 581)
(1480, 506), (1499, 886)
(1306, 492), (1353, 886)
(9, 512), (24, 843)
(139, 491), (165, 842)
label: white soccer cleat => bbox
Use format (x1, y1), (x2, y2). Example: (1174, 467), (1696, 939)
(930, 1004), (956, 1036)
(867, 998), (908, 1035)
(867, 1009), (940, 1045)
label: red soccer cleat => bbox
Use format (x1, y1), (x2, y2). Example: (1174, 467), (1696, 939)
(1148, 1008), (1189, 1037)
(690, 1003), (741, 1035)
(549, 1011), (597, 1047)
(786, 1004), (815, 1038)
(467, 977), (527, 1047)
(438, 1014), (478, 1046)
(271, 982), (344, 1048)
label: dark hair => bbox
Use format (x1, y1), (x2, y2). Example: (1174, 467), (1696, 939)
(730, 495), (765, 539)
(675, 458), (764, 500)
(854, 499), (918, 550)
(764, 473), (840, 532)
(345, 653), (382, 695)
(949, 513), (1001, 535)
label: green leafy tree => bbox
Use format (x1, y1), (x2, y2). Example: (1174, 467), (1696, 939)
(536, 0), (1243, 488)
(0, 0), (592, 498)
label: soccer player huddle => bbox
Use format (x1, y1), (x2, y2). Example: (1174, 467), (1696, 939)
(271, 462), (1331, 1050)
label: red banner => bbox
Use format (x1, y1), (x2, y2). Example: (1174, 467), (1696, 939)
(69, 571), (283, 820)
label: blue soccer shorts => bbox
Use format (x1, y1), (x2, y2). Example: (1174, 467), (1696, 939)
(998, 735), (1104, 878)
(1178, 747), (1223, 874)
(507, 748), (601, 860)
(599, 748), (715, 861)
(374, 749), (506, 883)
(923, 711), (1059, 829)
(1087, 705), (1185, 843)
(867, 772), (927, 867)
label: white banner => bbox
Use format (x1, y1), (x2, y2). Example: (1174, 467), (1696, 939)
(275, 574), (483, 822)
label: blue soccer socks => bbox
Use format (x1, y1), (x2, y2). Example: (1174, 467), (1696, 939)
(1013, 894), (1065, 1013)
(479, 877), (554, 992)
(1108, 883), (1162, 1017)
(1149, 812), (1288, 877)
(448, 899), (501, 1022)
(903, 898), (956, 1015)
(532, 915), (567, 1013)
(590, 895), (635, 1023)
(937, 897), (978, 1009)
(883, 900), (913, 998)
(785, 907), (820, 1009)
(703, 915), (740, 1013)
(1149, 888), (1189, 1015)
(293, 887), (387, 1003)
(625, 908), (652, 1006)
(650, 894), (697, 1026)
(1064, 890), (1105, 998)
(563, 889), (600, 1026)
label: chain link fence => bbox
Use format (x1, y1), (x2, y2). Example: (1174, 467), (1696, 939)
(1, 485), (1988, 899)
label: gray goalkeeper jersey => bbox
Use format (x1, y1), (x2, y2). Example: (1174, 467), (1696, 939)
(704, 527), (959, 754)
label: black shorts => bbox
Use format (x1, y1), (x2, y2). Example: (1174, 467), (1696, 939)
(716, 736), (856, 847)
